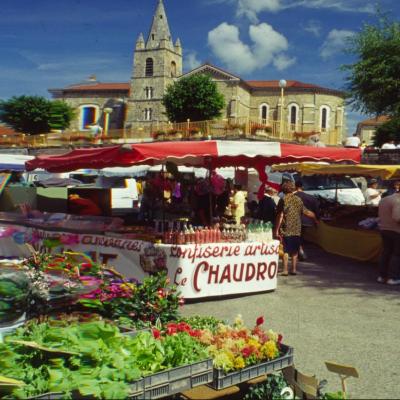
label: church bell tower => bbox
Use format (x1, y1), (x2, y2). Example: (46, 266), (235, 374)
(125, 0), (183, 129)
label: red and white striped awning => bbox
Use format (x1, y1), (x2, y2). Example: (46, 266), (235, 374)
(26, 141), (362, 172)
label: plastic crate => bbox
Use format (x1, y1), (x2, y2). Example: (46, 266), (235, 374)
(130, 379), (145, 394)
(142, 369), (213, 399)
(210, 344), (294, 390)
(143, 359), (213, 387)
(27, 393), (64, 400)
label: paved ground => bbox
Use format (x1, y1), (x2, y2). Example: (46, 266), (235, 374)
(182, 245), (400, 399)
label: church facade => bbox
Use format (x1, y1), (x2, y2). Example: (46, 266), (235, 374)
(50, 0), (346, 140)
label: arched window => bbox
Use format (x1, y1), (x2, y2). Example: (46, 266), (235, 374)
(290, 105), (297, 125)
(287, 103), (299, 131)
(79, 105), (99, 130)
(145, 58), (154, 77)
(320, 106), (330, 130)
(259, 103), (269, 122)
(171, 61), (177, 77)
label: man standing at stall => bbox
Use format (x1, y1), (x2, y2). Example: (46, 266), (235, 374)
(365, 179), (383, 206)
(377, 191), (400, 285)
(257, 185), (277, 226)
(274, 182), (318, 276)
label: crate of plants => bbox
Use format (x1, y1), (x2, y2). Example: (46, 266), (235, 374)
(141, 322), (213, 399)
(0, 320), (145, 400)
(192, 315), (294, 390)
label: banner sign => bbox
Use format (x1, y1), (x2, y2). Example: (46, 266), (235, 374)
(0, 224), (279, 299)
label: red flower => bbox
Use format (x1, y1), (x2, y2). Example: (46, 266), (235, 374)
(256, 316), (264, 326)
(177, 322), (191, 332)
(178, 297), (185, 306)
(166, 324), (178, 336)
(278, 334), (283, 344)
(189, 329), (201, 338)
(241, 347), (253, 358)
(152, 328), (161, 339)
(81, 263), (92, 270)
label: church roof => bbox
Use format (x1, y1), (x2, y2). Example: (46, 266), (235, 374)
(181, 63), (344, 97)
(0, 124), (19, 136)
(357, 115), (390, 126)
(245, 80), (345, 96)
(64, 83), (130, 92)
(49, 82), (130, 95)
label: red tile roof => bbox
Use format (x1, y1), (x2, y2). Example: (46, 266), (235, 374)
(0, 125), (19, 136)
(358, 115), (390, 126)
(64, 82), (130, 92)
(246, 80), (326, 90)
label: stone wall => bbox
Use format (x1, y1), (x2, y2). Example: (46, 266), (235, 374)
(126, 45), (182, 128)
(56, 92), (128, 131)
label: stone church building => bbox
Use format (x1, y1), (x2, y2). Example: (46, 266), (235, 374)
(50, 0), (346, 139)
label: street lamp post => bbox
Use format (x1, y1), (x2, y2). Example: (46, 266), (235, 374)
(279, 79), (287, 139)
(103, 107), (113, 137)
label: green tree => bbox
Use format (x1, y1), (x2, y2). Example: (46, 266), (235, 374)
(342, 14), (400, 117)
(162, 74), (225, 122)
(48, 100), (76, 131)
(0, 95), (75, 135)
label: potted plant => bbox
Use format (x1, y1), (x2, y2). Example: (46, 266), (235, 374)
(226, 123), (245, 136)
(152, 130), (166, 141)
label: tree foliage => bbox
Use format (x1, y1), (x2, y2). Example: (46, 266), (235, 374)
(0, 96), (75, 135)
(162, 74), (225, 122)
(342, 14), (400, 117)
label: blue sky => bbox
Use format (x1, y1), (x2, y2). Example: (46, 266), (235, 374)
(1, 0), (399, 133)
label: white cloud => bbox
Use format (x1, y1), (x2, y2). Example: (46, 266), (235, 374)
(184, 51), (202, 71)
(291, 0), (374, 13)
(302, 20), (322, 37)
(273, 54), (296, 70)
(237, 0), (282, 23)
(208, 22), (295, 74)
(320, 29), (355, 60)
(210, 0), (374, 21)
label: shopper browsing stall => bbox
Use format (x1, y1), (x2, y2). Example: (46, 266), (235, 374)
(274, 182), (318, 276)
(231, 184), (247, 225)
(378, 191), (400, 285)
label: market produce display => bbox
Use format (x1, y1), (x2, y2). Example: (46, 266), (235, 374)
(0, 320), (209, 399)
(0, 268), (29, 324)
(0, 249), (292, 399)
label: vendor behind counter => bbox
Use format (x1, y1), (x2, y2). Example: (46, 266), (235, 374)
(68, 194), (102, 216)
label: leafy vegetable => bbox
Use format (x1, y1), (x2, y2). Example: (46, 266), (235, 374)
(0, 320), (209, 399)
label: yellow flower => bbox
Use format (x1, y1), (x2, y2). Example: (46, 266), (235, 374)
(234, 356), (245, 370)
(213, 350), (235, 372)
(261, 340), (279, 359)
(120, 283), (136, 292)
(247, 338), (261, 350)
(267, 329), (278, 342)
(233, 314), (244, 328)
(198, 329), (213, 345)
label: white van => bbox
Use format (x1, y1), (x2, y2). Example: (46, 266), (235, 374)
(299, 175), (365, 205)
(257, 169), (366, 206)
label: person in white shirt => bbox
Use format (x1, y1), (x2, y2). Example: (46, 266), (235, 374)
(381, 140), (396, 149)
(344, 134), (361, 148)
(378, 191), (400, 284)
(365, 179), (382, 206)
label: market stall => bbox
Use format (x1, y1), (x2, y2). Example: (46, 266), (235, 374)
(0, 216), (279, 299)
(271, 163), (400, 262)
